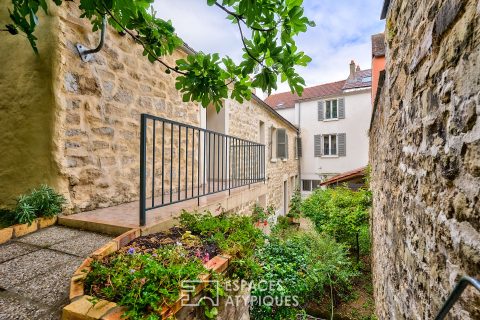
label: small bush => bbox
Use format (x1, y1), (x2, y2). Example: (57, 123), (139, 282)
(14, 185), (66, 225)
(286, 188), (302, 218)
(251, 232), (357, 319)
(0, 208), (16, 228)
(301, 186), (371, 260)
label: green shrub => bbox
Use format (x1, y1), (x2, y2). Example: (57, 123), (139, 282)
(251, 232), (357, 319)
(179, 211), (265, 279)
(14, 185), (66, 225)
(301, 186), (371, 260)
(0, 208), (16, 228)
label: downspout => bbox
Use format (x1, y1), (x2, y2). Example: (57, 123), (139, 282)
(297, 102), (301, 190)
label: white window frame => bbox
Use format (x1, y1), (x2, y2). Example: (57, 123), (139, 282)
(323, 134), (338, 156)
(324, 99), (339, 120)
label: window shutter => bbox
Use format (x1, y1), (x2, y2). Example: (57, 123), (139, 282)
(318, 101), (324, 121)
(338, 133), (346, 156)
(296, 137), (302, 158)
(338, 98), (345, 119)
(277, 129), (287, 159)
(286, 134), (289, 159)
(314, 134), (322, 157)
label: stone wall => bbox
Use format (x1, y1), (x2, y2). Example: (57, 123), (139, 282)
(0, 2), (298, 215)
(369, 0), (480, 319)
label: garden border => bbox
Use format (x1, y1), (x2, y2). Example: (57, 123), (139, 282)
(0, 216), (58, 244)
(62, 227), (231, 320)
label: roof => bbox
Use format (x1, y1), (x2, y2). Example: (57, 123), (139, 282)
(264, 80), (346, 109)
(265, 68), (372, 109)
(320, 166), (367, 186)
(372, 33), (386, 57)
(342, 69), (372, 90)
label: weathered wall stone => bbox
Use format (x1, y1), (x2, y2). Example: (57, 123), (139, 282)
(370, 0), (479, 319)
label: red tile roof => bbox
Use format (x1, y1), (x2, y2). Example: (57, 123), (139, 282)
(320, 166), (367, 186)
(265, 69), (371, 109)
(264, 80), (346, 109)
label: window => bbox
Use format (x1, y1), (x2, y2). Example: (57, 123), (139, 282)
(277, 129), (288, 159)
(302, 179), (321, 192)
(302, 180), (311, 191)
(325, 99), (338, 119)
(323, 134), (337, 156)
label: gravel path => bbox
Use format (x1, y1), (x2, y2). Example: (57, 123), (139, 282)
(0, 226), (112, 320)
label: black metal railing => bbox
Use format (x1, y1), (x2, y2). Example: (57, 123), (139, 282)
(140, 113), (266, 226)
(435, 276), (480, 320)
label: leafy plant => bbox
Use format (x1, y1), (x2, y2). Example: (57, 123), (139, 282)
(179, 211), (265, 279)
(250, 232), (357, 319)
(85, 245), (207, 320)
(0, 208), (16, 228)
(3, 0), (314, 110)
(14, 184), (66, 225)
(286, 188), (302, 218)
(301, 186), (372, 261)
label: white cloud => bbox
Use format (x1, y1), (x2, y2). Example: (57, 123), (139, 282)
(154, 0), (385, 93)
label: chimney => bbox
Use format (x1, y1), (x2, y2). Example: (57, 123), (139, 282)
(356, 65), (361, 72)
(349, 60), (356, 77)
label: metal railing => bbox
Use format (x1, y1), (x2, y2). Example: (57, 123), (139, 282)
(139, 113), (266, 226)
(435, 276), (480, 320)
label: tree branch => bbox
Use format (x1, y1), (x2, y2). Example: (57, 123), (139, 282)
(235, 17), (265, 67)
(102, 5), (187, 75)
(214, 2), (277, 32)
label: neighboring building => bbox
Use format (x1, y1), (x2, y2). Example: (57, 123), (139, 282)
(265, 61), (372, 196)
(0, 2), (299, 231)
(371, 33), (386, 104)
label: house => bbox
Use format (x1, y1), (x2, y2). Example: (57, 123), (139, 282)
(265, 61), (372, 195)
(0, 2), (299, 233)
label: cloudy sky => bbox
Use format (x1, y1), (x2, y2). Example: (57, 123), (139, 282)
(154, 0), (385, 94)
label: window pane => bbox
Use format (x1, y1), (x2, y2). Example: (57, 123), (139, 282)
(312, 180), (321, 190)
(323, 135), (330, 155)
(331, 135), (337, 155)
(302, 180), (311, 191)
(325, 101), (331, 119)
(332, 100), (338, 118)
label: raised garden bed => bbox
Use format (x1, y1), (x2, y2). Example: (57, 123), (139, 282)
(63, 213), (257, 320)
(0, 216), (58, 244)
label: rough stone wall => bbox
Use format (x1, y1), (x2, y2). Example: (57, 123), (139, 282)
(228, 99), (299, 213)
(369, 0), (480, 319)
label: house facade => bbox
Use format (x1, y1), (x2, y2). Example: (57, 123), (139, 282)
(0, 2), (299, 230)
(265, 61), (372, 195)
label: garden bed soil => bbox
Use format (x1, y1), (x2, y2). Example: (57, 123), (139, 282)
(118, 226), (220, 260)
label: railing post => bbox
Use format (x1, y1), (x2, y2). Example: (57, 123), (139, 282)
(139, 114), (147, 227)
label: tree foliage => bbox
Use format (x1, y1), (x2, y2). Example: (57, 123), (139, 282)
(301, 186), (372, 261)
(3, 0), (314, 111)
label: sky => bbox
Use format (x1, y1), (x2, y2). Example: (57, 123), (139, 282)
(154, 0), (385, 94)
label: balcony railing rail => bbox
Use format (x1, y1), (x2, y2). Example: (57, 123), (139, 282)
(140, 113), (266, 226)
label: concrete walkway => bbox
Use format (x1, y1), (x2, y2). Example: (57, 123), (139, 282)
(0, 226), (112, 320)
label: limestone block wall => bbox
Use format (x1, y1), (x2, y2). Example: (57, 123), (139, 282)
(369, 0), (480, 318)
(0, 2), (298, 215)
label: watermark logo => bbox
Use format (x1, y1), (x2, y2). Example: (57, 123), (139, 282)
(181, 280), (220, 307)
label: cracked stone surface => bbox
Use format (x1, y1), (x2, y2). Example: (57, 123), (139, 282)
(0, 226), (113, 320)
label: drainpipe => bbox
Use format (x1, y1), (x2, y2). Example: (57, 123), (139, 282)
(297, 102), (301, 191)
